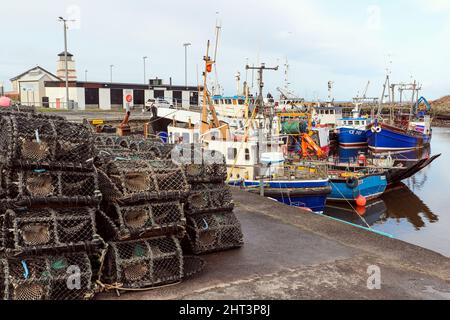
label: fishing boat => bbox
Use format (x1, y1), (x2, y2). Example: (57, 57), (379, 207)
(367, 118), (432, 152)
(337, 101), (370, 147)
(336, 83), (379, 147)
(367, 77), (432, 152)
(327, 169), (388, 202)
(167, 39), (332, 213)
(337, 117), (370, 147)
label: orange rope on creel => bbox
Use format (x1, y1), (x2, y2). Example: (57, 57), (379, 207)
(96, 280), (183, 296)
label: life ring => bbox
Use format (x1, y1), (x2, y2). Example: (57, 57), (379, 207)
(371, 126), (377, 133)
(346, 176), (359, 189)
(375, 126), (382, 133)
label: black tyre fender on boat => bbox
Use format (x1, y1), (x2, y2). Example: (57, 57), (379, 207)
(346, 176), (359, 189)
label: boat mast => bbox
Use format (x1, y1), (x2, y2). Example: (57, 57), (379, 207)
(200, 38), (228, 140)
(245, 63), (279, 140)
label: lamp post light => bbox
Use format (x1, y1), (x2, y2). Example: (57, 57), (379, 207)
(110, 65), (114, 83)
(183, 43), (192, 88)
(143, 56), (148, 85)
(58, 16), (71, 109)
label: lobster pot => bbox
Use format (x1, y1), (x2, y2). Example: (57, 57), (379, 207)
(0, 253), (94, 300)
(128, 140), (174, 160)
(95, 147), (159, 164)
(0, 104), (36, 114)
(172, 145), (227, 183)
(97, 201), (186, 241)
(0, 207), (101, 255)
(98, 160), (190, 203)
(184, 212), (244, 255)
(93, 134), (117, 148)
(186, 183), (234, 215)
(103, 236), (184, 289)
(0, 168), (99, 204)
(0, 114), (95, 168)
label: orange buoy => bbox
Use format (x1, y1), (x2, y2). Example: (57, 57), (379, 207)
(358, 154), (367, 167)
(356, 206), (366, 216)
(303, 208), (313, 213)
(356, 195), (367, 207)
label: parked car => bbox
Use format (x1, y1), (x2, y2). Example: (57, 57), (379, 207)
(144, 98), (174, 112)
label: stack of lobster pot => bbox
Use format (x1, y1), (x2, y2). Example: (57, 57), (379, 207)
(93, 139), (205, 291)
(0, 111), (103, 300)
(173, 144), (244, 255)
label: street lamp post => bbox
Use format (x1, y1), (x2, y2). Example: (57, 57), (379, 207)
(183, 43), (192, 88)
(85, 70), (88, 82)
(110, 65), (114, 83)
(143, 56), (148, 85)
(58, 17), (71, 109)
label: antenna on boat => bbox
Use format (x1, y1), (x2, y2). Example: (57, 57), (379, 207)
(327, 81), (334, 106)
(235, 72), (241, 96)
(212, 14), (222, 97)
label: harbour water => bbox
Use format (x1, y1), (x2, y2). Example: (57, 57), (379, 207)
(325, 127), (450, 257)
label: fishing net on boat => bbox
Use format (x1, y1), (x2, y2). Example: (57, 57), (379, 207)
(0, 207), (103, 256)
(97, 201), (186, 241)
(97, 159), (189, 203)
(102, 236), (185, 289)
(0, 114), (95, 169)
(186, 183), (234, 215)
(183, 211), (244, 255)
(0, 167), (100, 205)
(172, 144), (227, 183)
(0, 253), (94, 300)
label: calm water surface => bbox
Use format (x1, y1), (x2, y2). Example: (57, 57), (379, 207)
(324, 127), (450, 257)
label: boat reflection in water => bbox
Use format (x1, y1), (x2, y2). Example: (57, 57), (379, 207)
(324, 183), (438, 231)
(381, 184), (438, 231)
(324, 199), (387, 227)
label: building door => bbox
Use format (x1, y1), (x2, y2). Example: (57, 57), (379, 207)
(190, 91), (199, 106)
(133, 90), (144, 108)
(85, 88), (100, 109)
(110, 89), (123, 110)
(173, 91), (182, 107)
(154, 90), (165, 100)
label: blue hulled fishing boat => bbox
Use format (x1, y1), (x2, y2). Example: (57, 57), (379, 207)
(327, 171), (388, 202)
(367, 119), (432, 152)
(337, 118), (370, 147)
(368, 75), (433, 152)
(230, 179), (332, 213)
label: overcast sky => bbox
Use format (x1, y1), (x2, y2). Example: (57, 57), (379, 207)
(1, 0), (449, 100)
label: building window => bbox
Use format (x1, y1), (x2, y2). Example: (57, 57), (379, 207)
(228, 148), (238, 160)
(245, 149), (250, 161)
(110, 89), (123, 105)
(85, 88), (99, 105)
(182, 133), (190, 143)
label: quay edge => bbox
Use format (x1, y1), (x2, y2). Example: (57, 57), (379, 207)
(99, 188), (450, 300)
